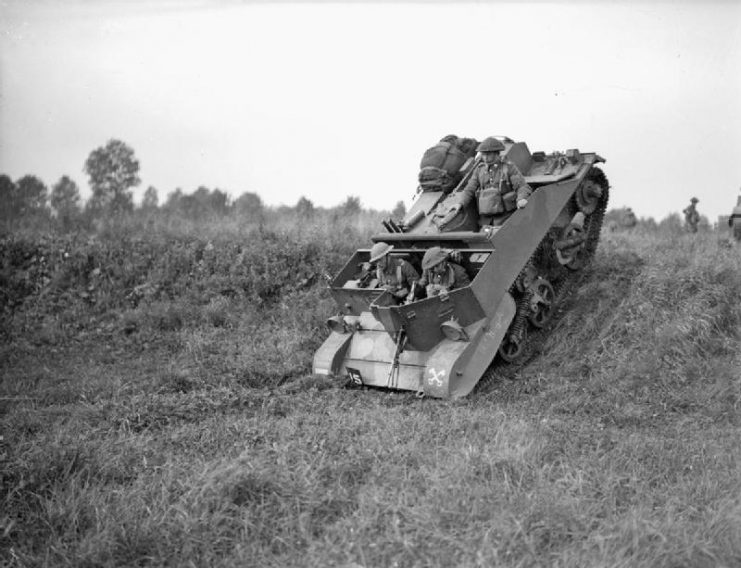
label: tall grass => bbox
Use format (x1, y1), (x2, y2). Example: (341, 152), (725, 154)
(2, 220), (741, 567)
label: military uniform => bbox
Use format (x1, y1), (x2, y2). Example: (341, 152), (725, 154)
(376, 258), (419, 297)
(728, 196), (741, 242)
(683, 201), (700, 233)
(458, 159), (532, 226)
(731, 217), (741, 242)
(418, 262), (470, 297)
(622, 208), (637, 228)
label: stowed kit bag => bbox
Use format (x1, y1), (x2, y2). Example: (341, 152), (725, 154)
(418, 140), (472, 192)
(418, 166), (451, 191)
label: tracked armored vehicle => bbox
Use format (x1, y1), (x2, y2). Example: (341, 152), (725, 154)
(313, 136), (609, 398)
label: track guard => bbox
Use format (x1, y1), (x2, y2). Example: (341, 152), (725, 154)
(423, 292), (517, 398)
(313, 332), (353, 376)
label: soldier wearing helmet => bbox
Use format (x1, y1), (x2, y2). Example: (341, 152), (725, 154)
(365, 242), (419, 302)
(417, 247), (470, 298)
(682, 197), (700, 233)
(622, 207), (637, 228)
(728, 190), (741, 242)
(447, 136), (532, 228)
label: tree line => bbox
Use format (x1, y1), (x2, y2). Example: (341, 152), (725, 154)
(1, 139), (406, 232)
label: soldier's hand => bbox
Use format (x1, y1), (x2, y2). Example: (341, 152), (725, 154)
(448, 203), (463, 215)
(516, 199), (528, 209)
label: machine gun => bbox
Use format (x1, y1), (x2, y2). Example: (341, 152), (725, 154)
(356, 262), (376, 289)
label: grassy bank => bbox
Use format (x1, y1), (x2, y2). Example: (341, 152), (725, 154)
(2, 224), (740, 567)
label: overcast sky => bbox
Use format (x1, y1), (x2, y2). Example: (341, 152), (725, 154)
(1, 0), (740, 222)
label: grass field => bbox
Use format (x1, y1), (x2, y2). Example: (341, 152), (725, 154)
(1, 221), (740, 567)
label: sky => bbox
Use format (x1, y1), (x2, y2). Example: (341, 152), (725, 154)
(1, 0), (740, 222)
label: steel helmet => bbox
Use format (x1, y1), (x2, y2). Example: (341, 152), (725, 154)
(476, 137), (505, 153)
(369, 242), (394, 263)
(691, 197), (699, 203)
(421, 247), (448, 270)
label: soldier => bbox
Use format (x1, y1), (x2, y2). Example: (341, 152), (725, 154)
(683, 197), (700, 233)
(366, 242), (419, 302)
(447, 137), (532, 228)
(622, 207), (637, 228)
(728, 191), (741, 242)
(417, 247), (470, 298)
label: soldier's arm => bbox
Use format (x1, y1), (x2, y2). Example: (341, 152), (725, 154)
(454, 264), (471, 287)
(454, 168), (480, 209)
(402, 260), (420, 285)
(508, 163), (532, 201)
(417, 269), (428, 288)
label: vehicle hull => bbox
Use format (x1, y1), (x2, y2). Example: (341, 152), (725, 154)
(313, 137), (609, 398)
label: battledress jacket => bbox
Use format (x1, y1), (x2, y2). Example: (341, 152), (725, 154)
(683, 204), (699, 224)
(458, 159), (532, 214)
(418, 262), (470, 295)
(376, 259), (419, 293)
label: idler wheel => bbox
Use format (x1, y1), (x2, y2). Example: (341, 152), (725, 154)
(575, 180), (603, 215)
(528, 278), (555, 328)
(498, 331), (526, 363)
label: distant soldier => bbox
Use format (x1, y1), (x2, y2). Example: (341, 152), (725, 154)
(622, 207), (637, 228)
(683, 197), (700, 233)
(728, 192), (741, 242)
(364, 242), (419, 303)
(447, 137), (532, 228)
(417, 247), (470, 299)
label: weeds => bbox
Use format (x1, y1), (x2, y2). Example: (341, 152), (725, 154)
(2, 223), (741, 566)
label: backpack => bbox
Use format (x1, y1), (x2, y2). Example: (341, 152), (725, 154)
(418, 137), (477, 192)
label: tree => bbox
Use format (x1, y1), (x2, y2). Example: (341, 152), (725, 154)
(0, 174), (17, 221)
(233, 191), (264, 221)
(84, 139), (140, 216)
(391, 200), (406, 220)
(296, 196), (315, 218)
(341, 195), (362, 215)
(204, 187), (229, 216)
(177, 193), (200, 219)
(15, 175), (49, 216)
(164, 188), (183, 210)
(141, 186), (159, 210)
(50, 175), (81, 226)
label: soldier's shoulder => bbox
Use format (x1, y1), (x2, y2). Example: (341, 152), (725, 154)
(452, 263), (470, 281)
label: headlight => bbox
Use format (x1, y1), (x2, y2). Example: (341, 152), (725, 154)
(326, 316), (347, 334)
(326, 315), (362, 334)
(441, 319), (468, 341)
